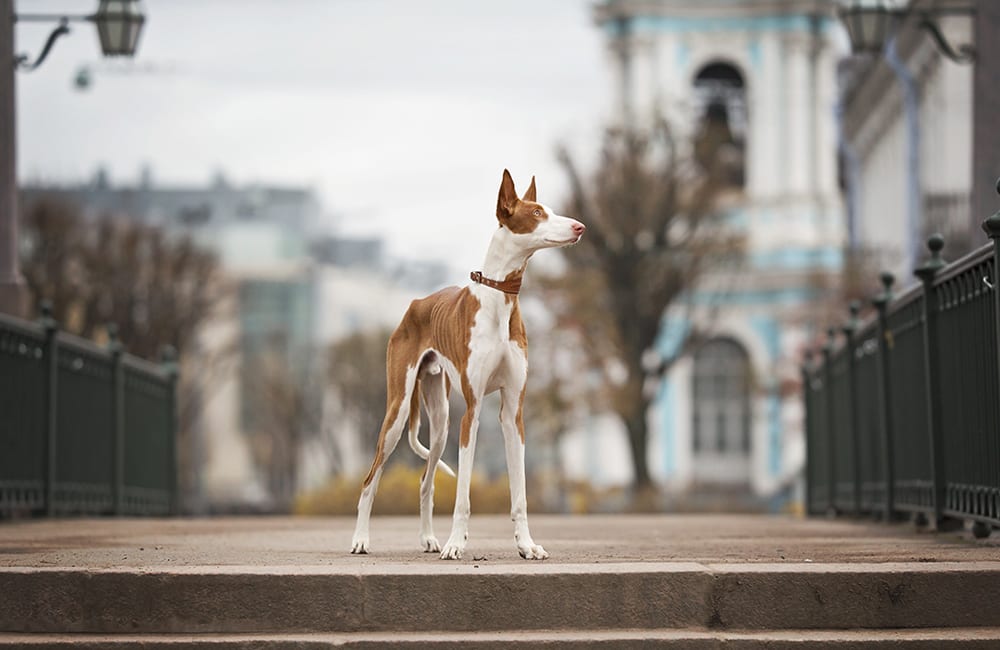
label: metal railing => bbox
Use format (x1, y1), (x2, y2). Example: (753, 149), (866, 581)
(0, 304), (178, 517)
(803, 184), (1000, 539)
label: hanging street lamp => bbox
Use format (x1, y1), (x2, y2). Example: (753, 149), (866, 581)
(839, 1), (895, 56)
(93, 0), (147, 57)
(15, 0), (147, 70)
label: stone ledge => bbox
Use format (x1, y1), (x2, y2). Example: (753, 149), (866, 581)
(3, 562), (1000, 634)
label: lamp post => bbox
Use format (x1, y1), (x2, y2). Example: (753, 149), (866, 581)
(0, 2), (21, 316)
(0, 0), (146, 317)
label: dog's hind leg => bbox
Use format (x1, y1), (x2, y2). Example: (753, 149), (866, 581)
(418, 370), (449, 552)
(440, 378), (482, 560)
(351, 362), (417, 554)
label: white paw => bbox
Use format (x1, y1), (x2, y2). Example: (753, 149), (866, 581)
(420, 535), (441, 553)
(350, 537), (370, 554)
(518, 543), (549, 560)
(439, 539), (465, 560)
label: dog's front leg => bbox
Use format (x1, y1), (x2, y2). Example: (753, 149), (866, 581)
(440, 396), (481, 560)
(500, 377), (548, 560)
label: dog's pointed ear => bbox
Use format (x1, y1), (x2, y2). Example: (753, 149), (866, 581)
(497, 169), (518, 220)
(522, 176), (537, 203)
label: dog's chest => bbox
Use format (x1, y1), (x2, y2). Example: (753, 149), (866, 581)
(467, 295), (518, 373)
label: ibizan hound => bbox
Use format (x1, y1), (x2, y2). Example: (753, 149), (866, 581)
(350, 169), (586, 560)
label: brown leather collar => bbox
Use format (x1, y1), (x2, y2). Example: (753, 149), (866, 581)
(470, 270), (521, 295)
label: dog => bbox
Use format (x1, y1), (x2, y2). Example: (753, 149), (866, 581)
(350, 169), (586, 560)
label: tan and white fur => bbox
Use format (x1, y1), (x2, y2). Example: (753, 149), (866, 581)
(351, 169), (586, 560)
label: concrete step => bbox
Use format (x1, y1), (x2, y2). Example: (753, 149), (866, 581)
(3, 562), (1000, 635)
(4, 628), (1000, 649)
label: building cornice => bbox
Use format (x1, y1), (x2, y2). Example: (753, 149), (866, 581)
(595, 0), (835, 25)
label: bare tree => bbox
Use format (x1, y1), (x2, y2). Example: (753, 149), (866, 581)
(806, 245), (883, 327)
(20, 196), (230, 511)
(20, 197), (223, 359)
(542, 118), (743, 490)
(244, 349), (323, 509)
(327, 328), (391, 464)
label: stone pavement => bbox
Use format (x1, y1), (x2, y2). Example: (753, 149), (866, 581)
(3, 515), (1000, 647)
(0, 513), (996, 568)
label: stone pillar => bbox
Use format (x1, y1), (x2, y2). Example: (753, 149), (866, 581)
(0, 0), (26, 317)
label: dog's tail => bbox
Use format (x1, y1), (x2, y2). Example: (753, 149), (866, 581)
(407, 374), (456, 478)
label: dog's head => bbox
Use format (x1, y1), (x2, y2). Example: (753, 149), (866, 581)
(496, 169), (585, 250)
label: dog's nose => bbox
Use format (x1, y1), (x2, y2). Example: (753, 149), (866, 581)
(572, 222), (586, 236)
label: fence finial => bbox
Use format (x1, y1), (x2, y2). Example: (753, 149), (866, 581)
(38, 300), (57, 332)
(873, 271), (895, 309)
(160, 345), (179, 378)
(984, 178), (1000, 239)
(106, 323), (123, 353)
(915, 234), (946, 282)
(843, 301), (860, 337)
(825, 326), (837, 351)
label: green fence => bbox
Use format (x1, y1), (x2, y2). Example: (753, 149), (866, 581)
(0, 305), (178, 517)
(803, 210), (1000, 537)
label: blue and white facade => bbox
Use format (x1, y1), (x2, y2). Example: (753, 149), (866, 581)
(594, 0), (846, 500)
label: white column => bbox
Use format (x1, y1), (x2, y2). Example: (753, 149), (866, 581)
(818, 42), (840, 198)
(784, 32), (811, 197)
(748, 34), (780, 199)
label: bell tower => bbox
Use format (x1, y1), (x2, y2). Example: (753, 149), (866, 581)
(593, 0), (846, 498)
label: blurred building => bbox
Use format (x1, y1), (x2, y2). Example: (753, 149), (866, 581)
(311, 235), (450, 342)
(840, 0), (994, 279)
(22, 169), (457, 506)
(584, 0), (846, 505)
(308, 235), (451, 477)
(21, 169), (321, 508)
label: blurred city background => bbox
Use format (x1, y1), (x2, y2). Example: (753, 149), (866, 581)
(2, 0), (997, 516)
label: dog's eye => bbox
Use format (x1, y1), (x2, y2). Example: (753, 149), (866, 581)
(532, 209), (541, 218)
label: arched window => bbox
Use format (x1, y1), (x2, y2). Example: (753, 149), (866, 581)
(693, 61), (746, 188)
(692, 338), (752, 484)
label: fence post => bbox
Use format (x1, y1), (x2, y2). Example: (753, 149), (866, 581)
(871, 271), (896, 521)
(108, 324), (124, 516)
(39, 301), (58, 516)
(801, 349), (814, 515)
(913, 234), (957, 531)
(822, 327), (837, 515)
(161, 345), (179, 515)
(842, 301), (862, 515)
(980, 178), (1000, 539)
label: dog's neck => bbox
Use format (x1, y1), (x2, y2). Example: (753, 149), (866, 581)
(479, 227), (531, 289)
(471, 228), (531, 327)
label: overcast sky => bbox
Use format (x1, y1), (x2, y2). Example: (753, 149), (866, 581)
(15, 0), (611, 276)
